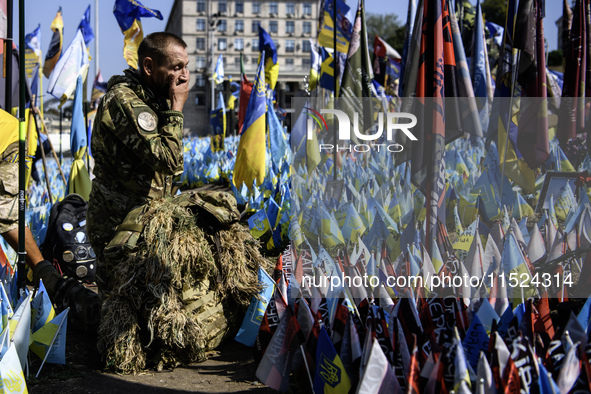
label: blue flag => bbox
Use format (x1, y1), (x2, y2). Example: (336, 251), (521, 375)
(268, 98), (289, 168)
(78, 5), (95, 46)
(235, 268), (275, 347)
(462, 313), (489, 371)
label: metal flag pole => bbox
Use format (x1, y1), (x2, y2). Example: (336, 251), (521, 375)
(17, 0), (26, 290)
(95, 0), (99, 79)
(333, 0), (337, 181)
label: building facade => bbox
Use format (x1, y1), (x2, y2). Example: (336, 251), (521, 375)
(166, 0), (319, 136)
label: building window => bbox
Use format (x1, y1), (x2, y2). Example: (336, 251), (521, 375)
(302, 58), (311, 68)
(197, 0), (206, 12)
(252, 1), (260, 14)
(196, 38), (205, 50)
(286, 3), (295, 15)
(218, 1), (227, 13)
(218, 20), (227, 32)
(269, 21), (278, 34)
(269, 2), (278, 14)
(252, 39), (259, 51)
(218, 38), (227, 50)
(235, 1), (244, 13)
(234, 57), (241, 66)
(196, 75), (206, 87)
(302, 40), (311, 53)
(285, 40), (295, 52)
(303, 3), (312, 16)
(195, 94), (205, 106)
(286, 21), (295, 34)
(196, 56), (206, 69)
(303, 22), (311, 35)
(235, 20), (244, 33)
(196, 19), (206, 31)
(235, 38), (244, 50)
(286, 58), (294, 66)
(252, 20), (260, 33)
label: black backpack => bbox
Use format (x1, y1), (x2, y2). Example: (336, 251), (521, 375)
(41, 193), (96, 283)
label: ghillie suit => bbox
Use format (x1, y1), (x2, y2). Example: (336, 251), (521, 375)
(97, 190), (271, 373)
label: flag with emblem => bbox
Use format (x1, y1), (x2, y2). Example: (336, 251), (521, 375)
(235, 267), (275, 347)
(313, 325), (351, 394)
(0, 342), (27, 394)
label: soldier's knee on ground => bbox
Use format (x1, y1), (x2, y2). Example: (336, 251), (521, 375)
(54, 278), (100, 333)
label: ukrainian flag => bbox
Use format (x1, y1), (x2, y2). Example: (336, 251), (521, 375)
(258, 26), (279, 90)
(321, 206), (345, 247)
(313, 326), (351, 394)
(113, 0), (163, 69)
(68, 76), (91, 200)
(233, 52), (267, 189)
(213, 55), (224, 84)
(513, 191), (533, 220)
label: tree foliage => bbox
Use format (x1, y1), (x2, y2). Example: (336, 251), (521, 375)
(481, 0), (507, 26)
(365, 13), (406, 53)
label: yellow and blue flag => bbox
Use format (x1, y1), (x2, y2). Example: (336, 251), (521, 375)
(248, 208), (271, 238)
(320, 206), (345, 247)
(68, 76), (91, 200)
(501, 232), (538, 302)
(513, 191), (534, 220)
(30, 308), (69, 367)
(30, 281), (56, 333)
(258, 27), (279, 90)
(309, 41), (321, 90)
(0, 342), (27, 394)
(318, 47), (335, 92)
(233, 52), (267, 189)
(43, 7), (63, 78)
(113, 0), (163, 69)
(318, 0), (353, 53)
(213, 54), (224, 84)
(313, 325), (351, 394)
(209, 92), (226, 152)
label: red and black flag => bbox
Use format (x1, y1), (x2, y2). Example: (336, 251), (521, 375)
(412, 0), (447, 251)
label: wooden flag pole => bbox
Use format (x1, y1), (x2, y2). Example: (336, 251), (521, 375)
(32, 105), (67, 185)
(30, 104), (54, 204)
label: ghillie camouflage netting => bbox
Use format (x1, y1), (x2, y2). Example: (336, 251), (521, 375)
(97, 194), (273, 374)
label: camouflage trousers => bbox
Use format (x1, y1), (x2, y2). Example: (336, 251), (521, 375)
(0, 142), (21, 234)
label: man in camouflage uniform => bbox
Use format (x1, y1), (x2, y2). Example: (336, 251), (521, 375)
(0, 109), (97, 327)
(87, 32), (190, 297)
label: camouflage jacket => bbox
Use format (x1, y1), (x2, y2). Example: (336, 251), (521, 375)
(87, 68), (184, 249)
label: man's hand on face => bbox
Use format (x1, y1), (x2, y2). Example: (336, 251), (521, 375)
(169, 70), (190, 112)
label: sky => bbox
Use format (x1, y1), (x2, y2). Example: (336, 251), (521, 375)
(11, 0), (563, 104)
